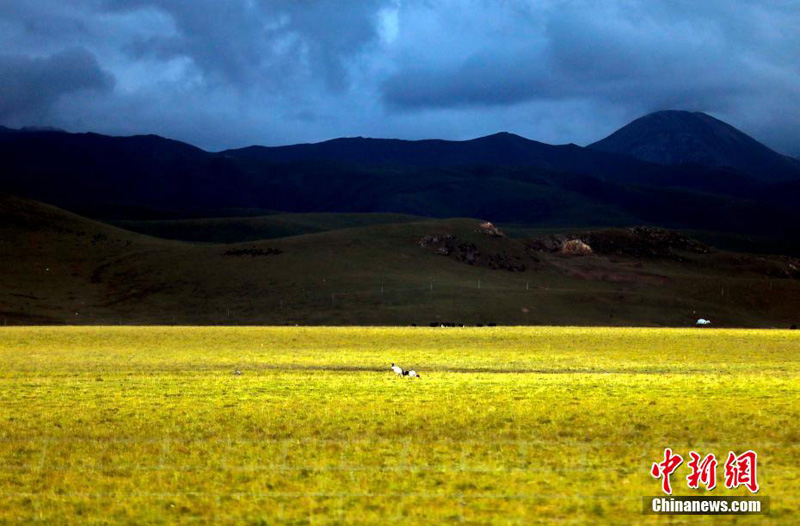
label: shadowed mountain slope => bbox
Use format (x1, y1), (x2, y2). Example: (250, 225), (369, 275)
(589, 111), (800, 182)
(1, 113), (799, 247)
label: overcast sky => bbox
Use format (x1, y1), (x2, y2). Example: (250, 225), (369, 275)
(1, 1), (799, 154)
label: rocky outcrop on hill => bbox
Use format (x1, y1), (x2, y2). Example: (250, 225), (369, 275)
(222, 247), (283, 257)
(419, 234), (526, 271)
(478, 221), (506, 237)
(586, 227), (711, 257)
(528, 227), (711, 260)
(561, 239), (593, 256)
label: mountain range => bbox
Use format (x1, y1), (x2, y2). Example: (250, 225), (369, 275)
(1, 110), (798, 244)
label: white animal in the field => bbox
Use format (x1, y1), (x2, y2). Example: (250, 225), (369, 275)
(696, 318), (711, 326)
(406, 370), (421, 379)
(390, 363), (403, 376)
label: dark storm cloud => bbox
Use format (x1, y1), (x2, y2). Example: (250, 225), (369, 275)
(0, 48), (113, 122)
(0, 0), (798, 154)
(381, 1), (780, 113)
(105, 0), (387, 90)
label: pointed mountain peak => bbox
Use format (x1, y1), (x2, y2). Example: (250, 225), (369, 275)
(474, 131), (529, 141)
(589, 110), (800, 182)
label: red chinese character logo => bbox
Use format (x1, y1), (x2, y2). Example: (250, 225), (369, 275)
(724, 450), (759, 493)
(686, 451), (717, 490)
(651, 448), (683, 494)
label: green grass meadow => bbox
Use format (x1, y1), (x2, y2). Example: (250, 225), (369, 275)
(1, 327), (799, 524)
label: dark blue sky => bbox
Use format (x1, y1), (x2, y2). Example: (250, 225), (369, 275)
(1, 1), (799, 155)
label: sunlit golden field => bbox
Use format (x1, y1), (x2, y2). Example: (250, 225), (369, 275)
(1, 327), (799, 524)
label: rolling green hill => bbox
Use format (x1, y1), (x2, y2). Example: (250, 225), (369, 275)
(112, 212), (427, 243)
(2, 194), (799, 327)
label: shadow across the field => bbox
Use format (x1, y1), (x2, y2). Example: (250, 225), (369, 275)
(240, 364), (728, 375)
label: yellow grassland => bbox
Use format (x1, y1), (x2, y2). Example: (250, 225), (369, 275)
(1, 327), (798, 524)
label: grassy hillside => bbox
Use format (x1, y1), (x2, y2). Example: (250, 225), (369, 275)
(1, 326), (797, 523)
(2, 194), (799, 327)
(112, 212), (427, 243)
(0, 194), (169, 324)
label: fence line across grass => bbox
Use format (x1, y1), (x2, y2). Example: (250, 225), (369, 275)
(2, 436), (798, 448)
(8, 271), (786, 325)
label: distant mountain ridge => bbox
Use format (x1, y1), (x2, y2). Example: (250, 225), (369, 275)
(589, 110), (800, 182)
(1, 112), (799, 243)
(228, 132), (601, 169)
(223, 131), (689, 190)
